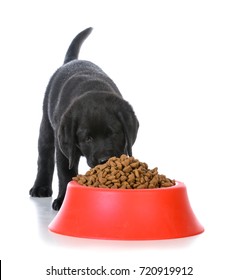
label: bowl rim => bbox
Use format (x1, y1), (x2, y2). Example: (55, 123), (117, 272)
(68, 180), (184, 192)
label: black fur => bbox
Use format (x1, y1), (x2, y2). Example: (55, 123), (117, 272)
(29, 27), (139, 210)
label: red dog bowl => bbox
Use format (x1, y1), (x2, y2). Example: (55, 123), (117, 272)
(48, 181), (204, 240)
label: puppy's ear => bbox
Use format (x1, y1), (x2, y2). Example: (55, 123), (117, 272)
(57, 114), (79, 169)
(117, 105), (139, 156)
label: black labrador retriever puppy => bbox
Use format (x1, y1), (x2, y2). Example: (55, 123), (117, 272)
(30, 27), (139, 210)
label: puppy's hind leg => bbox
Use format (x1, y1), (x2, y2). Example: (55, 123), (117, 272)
(30, 115), (55, 197)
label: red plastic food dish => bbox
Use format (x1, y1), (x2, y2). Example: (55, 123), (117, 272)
(48, 181), (204, 240)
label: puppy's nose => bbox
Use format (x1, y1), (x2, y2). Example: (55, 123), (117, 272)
(98, 157), (109, 164)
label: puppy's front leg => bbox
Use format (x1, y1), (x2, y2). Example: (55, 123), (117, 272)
(30, 116), (55, 197)
(52, 144), (79, 210)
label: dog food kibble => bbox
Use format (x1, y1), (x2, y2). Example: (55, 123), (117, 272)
(73, 155), (175, 189)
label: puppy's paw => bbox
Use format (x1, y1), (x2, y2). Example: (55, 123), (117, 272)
(52, 198), (63, 211)
(29, 186), (53, 197)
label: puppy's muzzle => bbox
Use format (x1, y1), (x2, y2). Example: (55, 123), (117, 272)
(98, 157), (110, 164)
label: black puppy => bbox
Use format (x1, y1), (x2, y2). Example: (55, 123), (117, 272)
(30, 27), (139, 210)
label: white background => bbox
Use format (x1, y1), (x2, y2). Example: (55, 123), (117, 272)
(0, 0), (237, 279)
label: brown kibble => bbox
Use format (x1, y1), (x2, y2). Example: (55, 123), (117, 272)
(122, 181), (130, 188)
(144, 176), (149, 182)
(106, 175), (116, 181)
(128, 173), (135, 182)
(94, 181), (100, 187)
(137, 183), (148, 189)
(109, 156), (117, 162)
(109, 160), (116, 167)
(120, 154), (127, 161)
(98, 177), (107, 184)
(98, 163), (108, 170)
(105, 180), (112, 185)
(150, 175), (159, 185)
(120, 175), (127, 182)
(72, 155), (175, 189)
(140, 177), (145, 184)
(122, 158), (130, 167)
(113, 183), (121, 188)
(112, 179), (120, 183)
(134, 169), (140, 178)
(115, 172), (121, 179)
(123, 165), (132, 173)
(101, 184), (108, 188)
(116, 161), (123, 170)
(130, 161), (140, 168)
(161, 182), (174, 188)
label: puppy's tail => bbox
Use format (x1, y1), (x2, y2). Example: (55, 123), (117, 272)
(63, 27), (93, 64)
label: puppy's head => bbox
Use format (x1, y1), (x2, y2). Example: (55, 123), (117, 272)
(58, 92), (139, 168)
